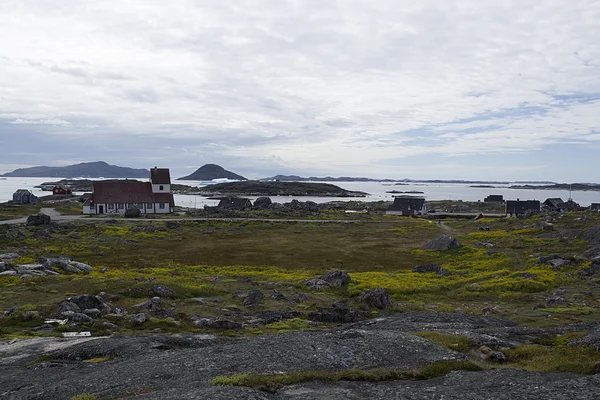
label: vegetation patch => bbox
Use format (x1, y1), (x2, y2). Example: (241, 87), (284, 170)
(265, 318), (312, 332)
(412, 331), (474, 353)
(504, 344), (600, 374)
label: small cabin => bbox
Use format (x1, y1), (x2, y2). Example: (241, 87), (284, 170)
(590, 203), (600, 211)
(12, 189), (38, 204)
(505, 199), (541, 216)
(386, 196), (427, 216)
(543, 198), (566, 212)
(484, 195), (504, 203)
(52, 185), (72, 195)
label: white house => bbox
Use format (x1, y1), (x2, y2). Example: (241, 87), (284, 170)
(83, 167), (175, 215)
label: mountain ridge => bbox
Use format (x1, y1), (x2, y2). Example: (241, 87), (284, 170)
(1, 161), (149, 178)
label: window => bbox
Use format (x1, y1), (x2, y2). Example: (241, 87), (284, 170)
(159, 203), (165, 209)
(147, 203), (153, 208)
(118, 203), (124, 209)
(159, 185), (164, 191)
(108, 204), (114, 209)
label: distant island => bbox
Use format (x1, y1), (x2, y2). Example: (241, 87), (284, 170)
(509, 183), (600, 191)
(35, 179), (194, 193)
(1, 161), (149, 178)
(195, 181), (368, 197)
(177, 164), (247, 181)
(470, 185), (498, 188)
(262, 175), (517, 184)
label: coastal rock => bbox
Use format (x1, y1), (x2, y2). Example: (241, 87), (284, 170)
(319, 270), (352, 287)
(359, 288), (393, 309)
(68, 294), (111, 314)
(308, 303), (368, 323)
(26, 214), (51, 226)
(421, 235), (462, 251)
(56, 301), (81, 317)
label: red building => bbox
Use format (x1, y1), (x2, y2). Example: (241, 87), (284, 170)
(52, 185), (72, 195)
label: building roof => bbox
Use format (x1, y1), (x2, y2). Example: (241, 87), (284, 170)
(14, 189), (32, 195)
(544, 198), (566, 208)
(387, 196), (426, 211)
(87, 181), (174, 206)
(506, 200), (540, 213)
(150, 168), (171, 184)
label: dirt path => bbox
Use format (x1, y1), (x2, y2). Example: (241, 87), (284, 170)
(40, 207), (61, 218)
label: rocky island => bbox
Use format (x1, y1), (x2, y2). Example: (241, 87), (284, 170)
(177, 164), (247, 181)
(194, 180), (368, 197)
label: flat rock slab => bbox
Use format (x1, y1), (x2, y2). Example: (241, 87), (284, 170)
(0, 329), (462, 400)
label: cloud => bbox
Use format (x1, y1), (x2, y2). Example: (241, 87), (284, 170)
(0, 0), (599, 181)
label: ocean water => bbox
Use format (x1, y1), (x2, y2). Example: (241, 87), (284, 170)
(1, 177), (599, 207)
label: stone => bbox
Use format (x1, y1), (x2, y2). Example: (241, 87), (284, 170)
(124, 207), (141, 218)
(83, 308), (102, 319)
(134, 297), (163, 311)
(270, 289), (287, 301)
(0, 253), (19, 261)
(130, 313), (150, 326)
(43, 257), (72, 268)
(0, 270), (17, 276)
(70, 312), (94, 323)
(56, 301), (81, 317)
(412, 264), (452, 276)
(152, 285), (177, 298)
(253, 197), (272, 209)
(243, 290), (264, 306)
(421, 235), (462, 251)
(69, 261), (93, 273)
(102, 322), (119, 329)
(26, 214), (51, 226)
(303, 278), (330, 290)
(31, 324), (55, 333)
(308, 303), (368, 323)
(14, 264), (45, 274)
(319, 270), (352, 287)
(68, 294), (111, 314)
(477, 346), (508, 362)
(193, 316), (242, 330)
(359, 288), (393, 309)
(292, 292), (309, 303)
(0, 262), (8, 271)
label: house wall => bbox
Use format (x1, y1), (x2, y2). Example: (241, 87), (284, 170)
(83, 203), (171, 215)
(152, 184), (171, 193)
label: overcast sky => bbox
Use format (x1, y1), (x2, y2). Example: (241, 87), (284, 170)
(1, 0), (599, 181)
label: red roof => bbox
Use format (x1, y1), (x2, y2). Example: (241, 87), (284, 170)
(150, 168), (171, 184)
(86, 181), (174, 206)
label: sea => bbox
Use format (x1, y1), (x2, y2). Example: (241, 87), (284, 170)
(1, 177), (599, 208)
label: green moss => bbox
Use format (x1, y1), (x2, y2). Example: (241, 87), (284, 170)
(265, 318), (312, 331)
(504, 344), (600, 374)
(412, 331), (473, 353)
(83, 357), (113, 363)
(71, 394), (96, 400)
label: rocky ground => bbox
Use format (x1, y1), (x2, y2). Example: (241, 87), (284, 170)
(1, 312), (599, 399)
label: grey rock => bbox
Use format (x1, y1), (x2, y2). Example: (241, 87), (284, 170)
(0, 252), (19, 261)
(0, 261), (8, 271)
(130, 313), (150, 326)
(152, 285), (177, 298)
(303, 278), (330, 290)
(292, 292), (309, 303)
(421, 235), (462, 251)
(319, 270), (352, 287)
(70, 312), (94, 323)
(69, 294), (111, 313)
(31, 324), (55, 333)
(0, 270), (17, 276)
(69, 261), (93, 273)
(26, 214), (51, 226)
(56, 301), (81, 316)
(359, 288), (393, 309)
(308, 304), (368, 323)
(83, 308), (102, 319)
(102, 322), (119, 329)
(193, 317), (242, 330)
(270, 289), (288, 301)
(243, 290), (264, 306)
(43, 257), (71, 268)
(569, 324), (600, 349)
(134, 297), (162, 311)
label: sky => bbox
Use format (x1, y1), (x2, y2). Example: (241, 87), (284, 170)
(0, 0), (599, 181)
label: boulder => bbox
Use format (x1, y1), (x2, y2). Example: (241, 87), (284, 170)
(308, 303), (368, 323)
(152, 285), (177, 298)
(243, 290), (264, 306)
(319, 270), (352, 287)
(412, 264), (452, 276)
(0, 253), (19, 262)
(130, 313), (150, 326)
(359, 288), (393, 309)
(253, 197), (272, 209)
(303, 278), (330, 290)
(83, 308), (102, 319)
(421, 235), (462, 251)
(124, 207), (141, 218)
(69, 261), (93, 273)
(68, 294), (111, 314)
(56, 301), (81, 317)
(193, 317), (242, 330)
(0, 270), (17, 276)
(43, 257), (71, 268)
(292, 292), (309, 303)
(134, 297), (163, 311)
(26, 214), (51, 226)
(70, 312), (94, 323)
(270, 290), (287, 301)
(31, 324), (55, 334)
(0, 262), (8, 271)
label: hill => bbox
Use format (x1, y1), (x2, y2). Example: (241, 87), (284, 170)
(1, 161), (149, 178)
(197, 180), (367, 197)
(177, 164), (247, 181)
